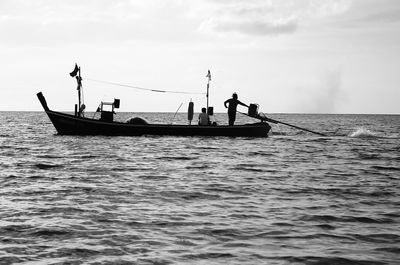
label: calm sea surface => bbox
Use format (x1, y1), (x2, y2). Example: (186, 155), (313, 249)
(0, 112), (399, 265)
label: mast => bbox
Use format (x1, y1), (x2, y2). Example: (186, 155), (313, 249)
(70, 63), (84, 117)
(206, 70), (211, 111)
(77, 67), (82, 116)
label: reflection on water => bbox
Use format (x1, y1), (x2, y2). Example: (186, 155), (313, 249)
(0, 112), (399, 264)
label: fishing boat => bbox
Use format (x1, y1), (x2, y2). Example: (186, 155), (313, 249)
(37, 65), (271, 137)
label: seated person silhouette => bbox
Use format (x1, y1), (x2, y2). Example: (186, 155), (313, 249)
(198, 107), (210, 125)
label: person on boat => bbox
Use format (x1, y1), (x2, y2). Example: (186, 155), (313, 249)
(198, 107), (210, 125)
(224, 93), (248, 126)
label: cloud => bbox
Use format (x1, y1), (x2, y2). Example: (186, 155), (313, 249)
(200, 17), (298, 36)
(194, 0), (353, 37)
(308, 0), (352, 18)
(196, 0), (299, 36)
(0, 0), (357, 46)
(0, 0), (198, 46)
(321, 0), (400, 28)
(355, 9), (400, 23)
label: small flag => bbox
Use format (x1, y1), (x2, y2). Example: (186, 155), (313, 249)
(206, 70), (211, 81)
(70, 64), (79, 77)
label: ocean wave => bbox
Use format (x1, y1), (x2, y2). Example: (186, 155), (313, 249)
(270, 131), (288, 136)
(357, 152), (381, 160)
(29, 228), (71, 237)
(302, 256), (386, 265)
(34, 163), (63, 170)
(137, 174), (170, 180)
(182, 252), (236, 260)
(159, 190), (221, 200)
(197, 228), (244, 239)
(315, 224), (336, 230)
(232, 163), (273, 172)
(375, 247), (400, 254)
(299, 215), (394, 224)
(349, 128), (379, 138)
(351, 233), (400, 244)
(157, 156), (196, 161)
(0, 257), (25, 264)
(371, 165), (400, 171)
(349, 127), (399, 139)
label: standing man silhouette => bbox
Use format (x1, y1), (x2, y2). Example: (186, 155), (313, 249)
(224, 93), (248, 126)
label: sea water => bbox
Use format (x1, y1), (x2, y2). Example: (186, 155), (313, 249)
(0, 112), (399, 265)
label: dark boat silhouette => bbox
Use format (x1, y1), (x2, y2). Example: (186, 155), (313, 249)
(37, 65), (271, 137)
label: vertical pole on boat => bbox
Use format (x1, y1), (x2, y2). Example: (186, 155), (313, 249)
(70, 63), (83, 117)
(206, 70), (211, 112)
(77, 67), (82, 117)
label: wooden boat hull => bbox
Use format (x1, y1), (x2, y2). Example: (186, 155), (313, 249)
(38, 93), (271, 137)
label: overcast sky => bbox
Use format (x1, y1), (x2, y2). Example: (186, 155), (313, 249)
(1, 0), (399, 113)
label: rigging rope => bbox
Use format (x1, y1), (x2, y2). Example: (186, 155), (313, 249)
(85, 78), (206, 95)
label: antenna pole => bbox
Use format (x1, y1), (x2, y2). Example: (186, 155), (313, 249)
(206, 83), (209, 111)
(77, 67), (82, 116)
(206, 70), (211, 112)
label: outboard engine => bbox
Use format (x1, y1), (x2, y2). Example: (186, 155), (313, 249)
(248, 104), (259, 117)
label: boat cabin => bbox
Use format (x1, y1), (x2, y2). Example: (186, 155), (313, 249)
(98, 98), (120, 122)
